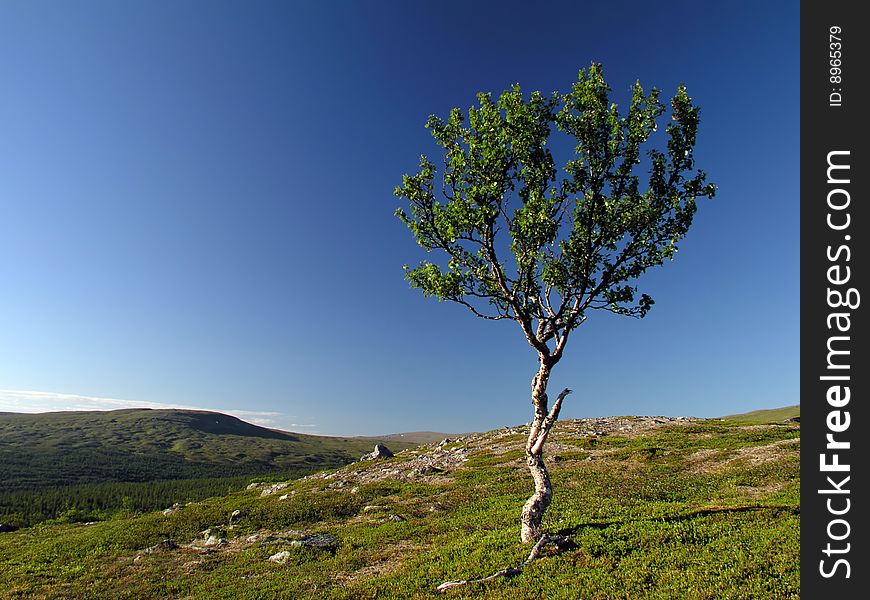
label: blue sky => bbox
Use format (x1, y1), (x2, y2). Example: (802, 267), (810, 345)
(0, 1), (798, 436)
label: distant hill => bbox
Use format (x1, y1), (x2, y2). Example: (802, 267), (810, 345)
(360, 431), (462, 445)
(0, 409), (415, 492)
(721, 404), (799, 423)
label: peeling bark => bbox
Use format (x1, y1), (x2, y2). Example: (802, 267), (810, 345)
(520, 362), (571, 543)
(520, 450), (552, 543)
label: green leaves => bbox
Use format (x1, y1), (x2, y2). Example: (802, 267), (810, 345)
(394, 64), (715, 357)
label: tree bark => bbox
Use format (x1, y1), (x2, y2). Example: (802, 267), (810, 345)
(520, 444), (552, 543)
(520, 361), (565, 543)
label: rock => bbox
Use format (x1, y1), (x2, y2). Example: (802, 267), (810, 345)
(268, 550), (292, 564)
(412, 465), (445, 476)
(438, 438), (451, 447)
(245, 532), (268, 544)
(278, 494), (289, 501)
(203, 535), (226, 547)
(256, 530), (309, 546)
(145, 539), (178, 553)
(275, 529), (308, 538)
(371, 444), (394, 459)
(229, 510), (243, 524)
(379, 514), (405, 523)
(362, 505), (388, 512)
(260, 482), (289, 497)
(289, 533), (338, 550)
(162, 503), (182, 516)
(247, 482), (263, 490)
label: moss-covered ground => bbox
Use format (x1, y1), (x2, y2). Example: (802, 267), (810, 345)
(0, 418), (799, 599)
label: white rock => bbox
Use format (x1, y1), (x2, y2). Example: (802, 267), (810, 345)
(268, 551), (292, 564)
(203, 535), (225, 547)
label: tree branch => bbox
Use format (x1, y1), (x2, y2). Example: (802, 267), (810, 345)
(436, 534), (568, 593)
(531, 388), (571, 455)
(453, 297), (513, 321)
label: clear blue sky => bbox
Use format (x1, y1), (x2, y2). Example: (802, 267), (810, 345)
(0, 1), (798, 436)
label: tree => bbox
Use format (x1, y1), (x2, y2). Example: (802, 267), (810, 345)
(394, 64), (715, 545)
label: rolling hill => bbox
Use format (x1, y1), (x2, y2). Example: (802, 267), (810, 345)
(721, 404), (799, 423)
(0, 408), (414, 491)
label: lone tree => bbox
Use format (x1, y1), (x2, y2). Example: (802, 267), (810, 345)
(395, 64), (715, 545)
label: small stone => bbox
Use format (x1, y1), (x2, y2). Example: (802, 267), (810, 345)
(162, 503), (182, 516)
(268, 550), (292, 564)
(203, 535), (226, 547)
(275, 529), (307, 538)
(289, 533), (338, 550)
(145, 539), (178, 553)
(278, 494), (289, 500)
(260, 482), (289, 497)
(380, 514), (405, 523)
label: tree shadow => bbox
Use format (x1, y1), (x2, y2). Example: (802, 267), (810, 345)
(552, 505), (799, 537)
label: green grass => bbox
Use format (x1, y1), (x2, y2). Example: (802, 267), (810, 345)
(0, 419), (799, 599)
(720, 405), (799, 423)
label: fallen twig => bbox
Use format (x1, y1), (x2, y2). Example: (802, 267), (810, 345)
(436, 534), (568, 592)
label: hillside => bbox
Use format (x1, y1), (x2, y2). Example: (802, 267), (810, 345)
(0, 409), (414, 491)
(721, 405), (800, 423)
(360, 431), (461, 445)
(0, 415), (800, 598)
(0, 409), (420, 527)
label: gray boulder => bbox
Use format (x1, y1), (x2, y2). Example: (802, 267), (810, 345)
(290, 533), (338, 550)
(371, 444), (394, 459)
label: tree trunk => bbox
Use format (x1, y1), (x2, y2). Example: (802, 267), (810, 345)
(521, 361), (552, 543)
(520, 444), (553, 543)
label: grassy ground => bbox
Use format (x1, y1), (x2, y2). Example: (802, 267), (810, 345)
(721, 405), (799, 423)
(0, 417), (799, 599)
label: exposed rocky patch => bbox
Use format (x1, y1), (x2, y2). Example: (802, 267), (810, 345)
(686, 438), (800, 474)
(272, 416), (703, 489)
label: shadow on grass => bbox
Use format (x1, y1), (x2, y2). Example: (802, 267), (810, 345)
(553, 504), (800, 537)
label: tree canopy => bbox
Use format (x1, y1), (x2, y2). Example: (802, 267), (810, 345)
(395, 64), (716, 364)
